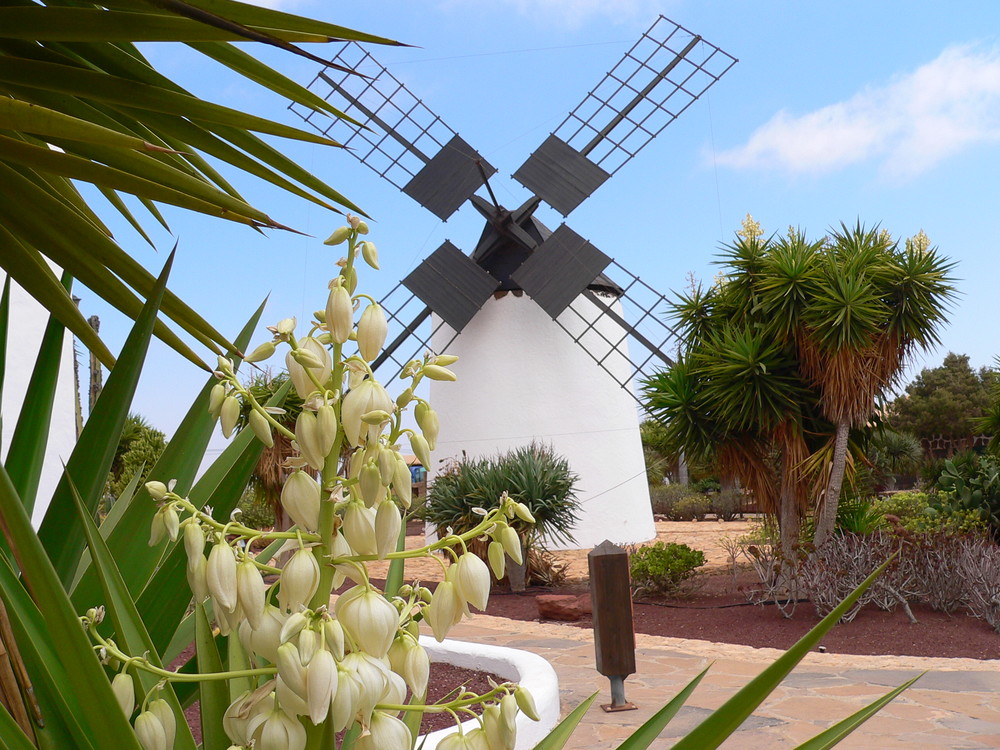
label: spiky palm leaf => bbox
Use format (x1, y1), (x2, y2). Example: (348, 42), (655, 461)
(0, 0), (399, 369)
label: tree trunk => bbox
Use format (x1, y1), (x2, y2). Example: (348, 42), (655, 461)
(678, 451), (689, 485)
(814, 420), (850, 548)
(778, 484), (800, 562)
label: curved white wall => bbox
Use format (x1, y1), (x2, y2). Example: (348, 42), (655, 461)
(0, 275), (78, 525)
(429, 292), (655, 550)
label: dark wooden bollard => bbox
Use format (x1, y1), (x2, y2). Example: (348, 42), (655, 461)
(588, 540), (637, 711)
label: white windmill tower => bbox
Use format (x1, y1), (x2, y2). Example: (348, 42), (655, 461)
(292, 17), (737, 549)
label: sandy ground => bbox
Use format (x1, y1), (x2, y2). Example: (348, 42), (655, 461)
(366, 518), (755, 584)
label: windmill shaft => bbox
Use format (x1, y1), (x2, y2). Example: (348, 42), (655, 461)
(581, 35), (701, 158)
(581, 289), (674, 367)
(318, 71), (432, 164)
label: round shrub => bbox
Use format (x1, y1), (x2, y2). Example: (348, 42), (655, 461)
(630, 542), (706, 597)
(673, 495), (710, 521)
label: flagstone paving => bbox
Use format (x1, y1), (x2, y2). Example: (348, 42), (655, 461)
(441, 614), (1000, 749)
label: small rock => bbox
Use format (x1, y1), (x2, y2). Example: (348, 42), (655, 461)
(536, 594), (592, 621)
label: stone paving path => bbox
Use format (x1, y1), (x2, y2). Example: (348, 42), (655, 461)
(442, 614), (1000, 749)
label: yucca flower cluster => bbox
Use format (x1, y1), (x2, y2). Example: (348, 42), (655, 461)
(82, 219), (539, 750)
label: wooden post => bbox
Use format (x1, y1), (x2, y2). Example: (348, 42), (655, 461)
(588, 540), (637, 711)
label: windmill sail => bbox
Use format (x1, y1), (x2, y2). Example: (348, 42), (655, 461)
(513, 16), (737, 216)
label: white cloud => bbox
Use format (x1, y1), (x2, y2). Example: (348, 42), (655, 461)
(717, 43), (1000, 179)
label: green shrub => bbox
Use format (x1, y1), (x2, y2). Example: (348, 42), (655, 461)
(422, 441), (579, 548)
(711, 489), (741, 521)
(871, 491), (933, 523)
(835, 498), (885, 535)
(648, 483), (690, 516)
(630, 542), (706, 596)
(692, 477), (721, 493)
(674, 494), (710, 521)
(868, 491), (986, 536)
(236, 488), (276, 530)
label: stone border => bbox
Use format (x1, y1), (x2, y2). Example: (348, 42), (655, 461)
(418, 635), (561, 749)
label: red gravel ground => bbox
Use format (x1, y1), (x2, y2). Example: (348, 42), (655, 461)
(482, 569), (1000, 661)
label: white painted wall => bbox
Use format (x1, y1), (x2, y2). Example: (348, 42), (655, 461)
(0, 275), (78, 525)
(428, 292), (655, 550)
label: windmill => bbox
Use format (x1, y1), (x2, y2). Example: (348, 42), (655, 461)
(291, 17), (737, 548)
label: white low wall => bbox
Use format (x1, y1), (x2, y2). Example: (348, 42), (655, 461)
(419, 636), (561, 749)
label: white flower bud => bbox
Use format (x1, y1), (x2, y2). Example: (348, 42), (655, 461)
(315, 404), (338, 457)
(276, 317), (297, 334)
(111, 672), (135, 718)
(360, 240), (379, 270)
(325, 284), (353, 345)
(249, 605), (285, 662)
(207, 542), (239, 613)
(500, 526), (523, 566)
(422, 364), (457, 381)
(182, 521), (205, 563)
(285, 337), (331, 399)
(186, 554), (209, 603)
(425, 580), (460, 642)
(513, 502), (536, 524)
(245, 340), (276, 363)
(243, 410), (270, 448)
(455, 552), (491, 611)
(323, 226), (350, 246)
(305, 648), (338, 725)
(237, 559), (266, 629)
(341, 651), (389, 727)
(357, 710), (411, 750)
(356, 303), (387, 361)
(515, 685), (540, 721)
(431, 354), (460, 366)
(375, 500), (401, 560)
(220, 395), (241, 439)
(134, 710), (166, 750)
(341, 380), (393, 448)
(414, 402), (440, 450)
(148, 699), (176, 750)
(410, 433), (431, 470)
(277, 641), (308, 698)
(323, 617), (346, 661)
(358, 462), (383, 508)
(280, 471), (321, 532)
(208, 384), (227, 418)
(395, 387), (414, 408)
(146, 481), (168, 501)
(275, 676), (310, 717)
(294, 410), (325, 471)
(488, 541), (506, 580)
(251, 706), (307, 750)
(148, 509), (167, 547)
(280, 611), (309, 645)
(392, 454), (412, 509)
(278, 548), (320, 613)
(330, 662), (360, 732)
(297, 627), (319, 667)
(335, 586), (398, 658)
(388, 636), (429, 697)
(342, 501), (377, 556)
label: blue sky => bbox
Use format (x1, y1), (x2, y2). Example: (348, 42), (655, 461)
(84, 0), (1000, 438)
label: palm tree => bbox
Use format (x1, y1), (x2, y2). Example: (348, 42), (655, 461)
(0, 1), (397, 367)
(795, 225), (955, 545)
(646, 218), (955, 554)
